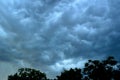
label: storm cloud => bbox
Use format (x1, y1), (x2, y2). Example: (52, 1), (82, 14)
(0, 0), (120, 79)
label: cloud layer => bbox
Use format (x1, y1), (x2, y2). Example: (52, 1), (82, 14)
(0, 0), (120, 79)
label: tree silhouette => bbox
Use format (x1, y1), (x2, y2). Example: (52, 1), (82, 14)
(83, 56), (120, 80)
(57, 68), (82, 80)
(8, 68), (47, 80)
(7, 56), (120, 80)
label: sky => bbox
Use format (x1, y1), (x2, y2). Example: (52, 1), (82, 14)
(0, 0), (120, 79)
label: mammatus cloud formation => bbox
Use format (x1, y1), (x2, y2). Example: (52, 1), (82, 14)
(0, 0), (120, 79)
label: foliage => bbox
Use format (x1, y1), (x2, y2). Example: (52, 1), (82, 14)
(57, 68), (82, 80)
(8, 56), (120, 80)
(8, 68), (47, 80)
(83, 56), (120, 80)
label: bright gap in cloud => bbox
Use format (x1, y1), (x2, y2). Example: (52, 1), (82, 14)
(50, 58), (87, 72)
(0, 25), (7, 38)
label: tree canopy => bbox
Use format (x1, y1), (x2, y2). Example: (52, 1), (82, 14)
(83, 56), (120, 80)
(57, 68), (82, 80)
(8, 56), (120, 80)
(8, 68), (47, 80)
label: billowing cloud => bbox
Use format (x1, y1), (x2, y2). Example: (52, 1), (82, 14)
(0, 0), (120, 79)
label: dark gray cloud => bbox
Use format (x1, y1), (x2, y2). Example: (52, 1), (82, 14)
(0, 0), (120, 79)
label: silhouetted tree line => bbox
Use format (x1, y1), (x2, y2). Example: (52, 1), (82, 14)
(8, 56), (120, 80)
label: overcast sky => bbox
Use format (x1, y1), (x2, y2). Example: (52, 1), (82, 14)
(0, 0), (120, 80)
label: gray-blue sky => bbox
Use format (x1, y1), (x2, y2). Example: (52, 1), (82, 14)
(0, 0), (120, 79)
